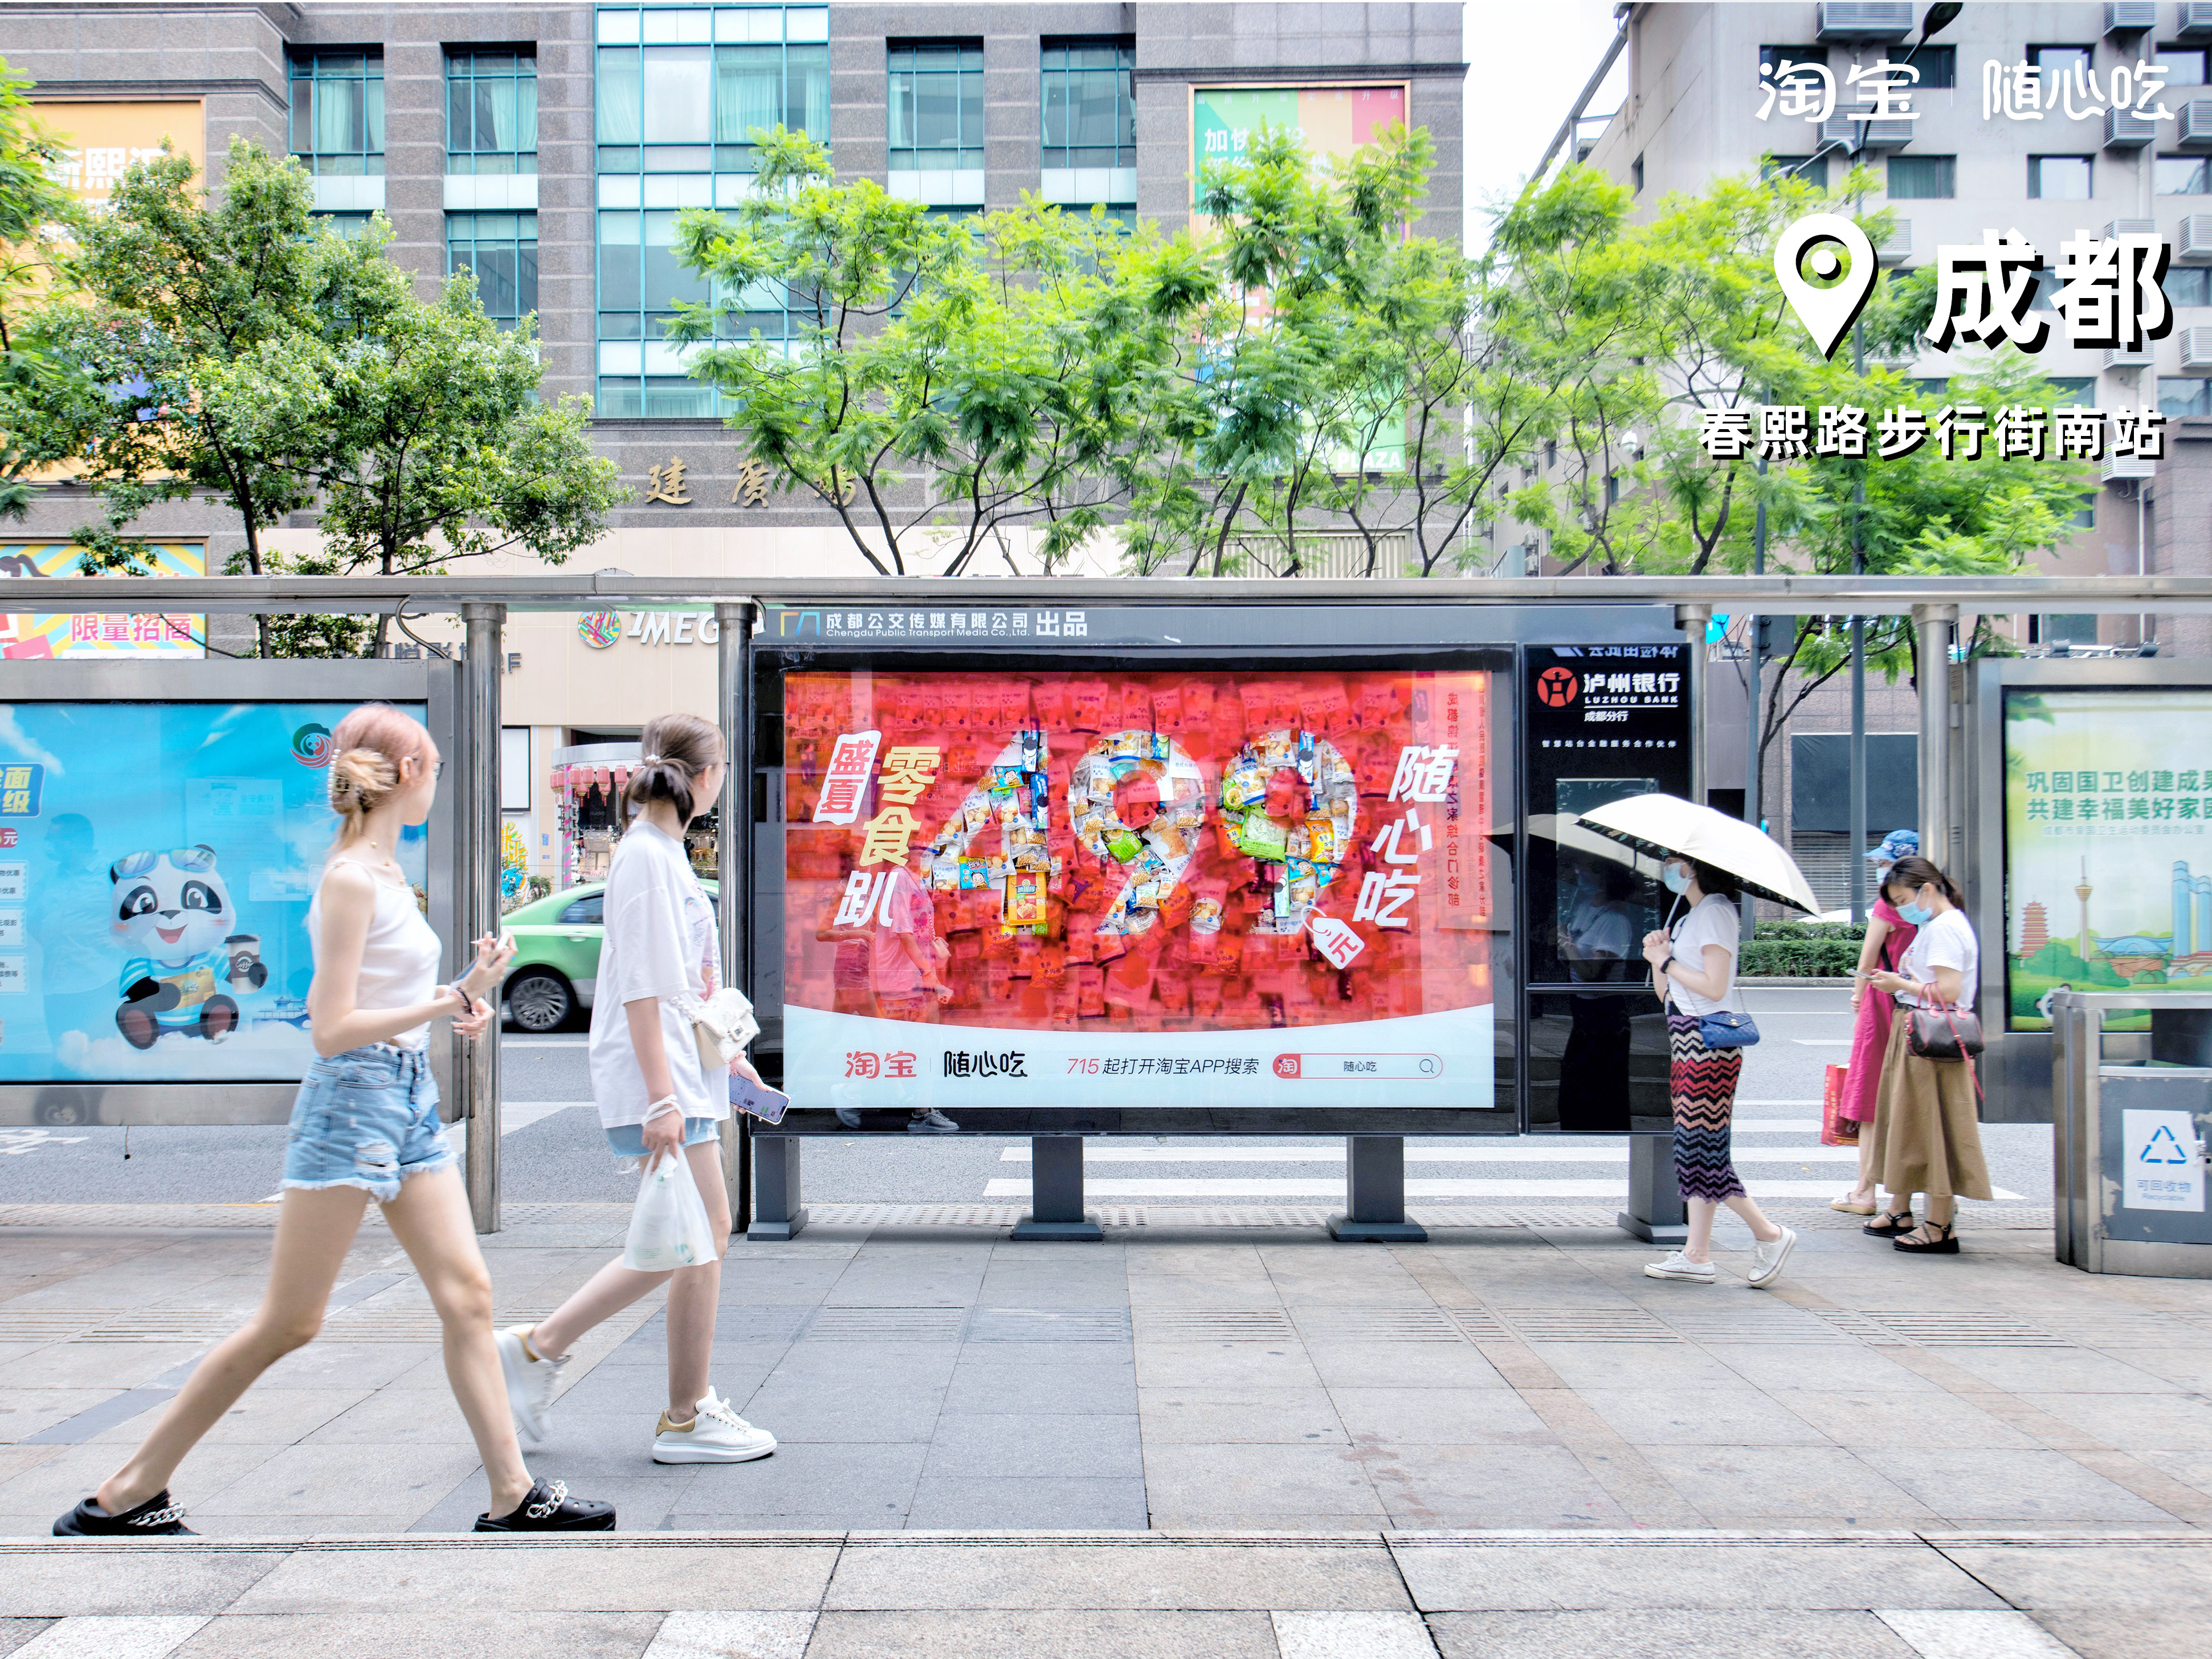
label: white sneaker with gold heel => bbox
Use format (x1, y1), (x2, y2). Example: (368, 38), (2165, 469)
(652, 1388), (777, 1464)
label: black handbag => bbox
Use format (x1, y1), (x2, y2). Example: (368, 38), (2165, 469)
(1907, 997), (1983, 1062)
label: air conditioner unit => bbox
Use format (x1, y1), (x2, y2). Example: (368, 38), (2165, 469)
(2184, 3), (2212, 43)
(2104, 217), (2158, 238)
(2106, 344), (2157, 367)
(2104, 454), (2157, 481)
(2108, 107), (2160, 148)
(1817, 2), (1913, 40)
(2181, 99), (2212, 148)
(1818, 115), (1863, 153)
(2107, 2), (2158, 35)
(1876, 220), (1912, 264)
(1860, 118), (1915, 149)
(2181, 215), (2212, 260)
(2184, 326), (2212, 373)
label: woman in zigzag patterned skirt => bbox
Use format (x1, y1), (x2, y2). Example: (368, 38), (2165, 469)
(1639, 857), (1798, 1289)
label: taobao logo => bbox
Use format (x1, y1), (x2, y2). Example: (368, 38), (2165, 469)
(290, 724), (333, 768)
(1536, 667), (1580, 708)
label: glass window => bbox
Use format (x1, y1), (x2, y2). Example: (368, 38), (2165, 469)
(594, 7), (832, 414)
(1886, 154), (1954, 198)
(558, 891), (604, 926)
(888, 40), (985, 172)
(2158, 46), (2210, 84)
(2036, 614), (2100, 643)
(2170, 266), (2212, 307)
(2029, 44), (2093, 77)
(2030, 268), (2061, 310)
(447, 211), (539, 328)
(1911, 45), (1957, 89)
(2158, 155), (2211, 194)
(2160, 377), (2211, 417)
(289, 51), (385, 177)
(1762, 153), (1827, 188)
(1041, 38), (1135, 173)
(1910, 376), (1949, 398)
(446, 48), (537, 175)
(2030, 154), (2092, 199)
(2046, 377), (2096, 406)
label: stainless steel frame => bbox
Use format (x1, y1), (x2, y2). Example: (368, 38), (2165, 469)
(0, 658), (466, 1128)
(1961, 657), (2212, 1123)
(2050, 989), (2212, 1279)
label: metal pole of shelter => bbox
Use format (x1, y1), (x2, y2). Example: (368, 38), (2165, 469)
(715, 600), (756, 1235)
(462, 602), (505, 1234)
(1620, 604), (1712, 1246)
(1851, 322), (1870, 927)
(1744, 461), (1766, 943)
(1916, 602), (1957, 874)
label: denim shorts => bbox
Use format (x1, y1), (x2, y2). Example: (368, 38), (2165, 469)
(283, 1045), (452, 1202)
(603, 1116), (722, 1159)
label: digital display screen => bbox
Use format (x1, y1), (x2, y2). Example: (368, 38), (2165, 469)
(779, 666), (1499, 1111)
(0, 701), (428, 1082)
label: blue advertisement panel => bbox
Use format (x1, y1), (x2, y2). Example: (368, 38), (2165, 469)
(0, 701), (428, 1082)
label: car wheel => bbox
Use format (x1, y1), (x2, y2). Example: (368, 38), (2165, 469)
(505, 971), (574, 1033)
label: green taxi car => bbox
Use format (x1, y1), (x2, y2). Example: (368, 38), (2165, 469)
(500, 879), (719, 1032)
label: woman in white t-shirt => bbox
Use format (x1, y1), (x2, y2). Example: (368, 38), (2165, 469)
(1638, 857), (1797, 1289)
(1861, 855), (1991, 1255)
(495, 713), (779, 1465)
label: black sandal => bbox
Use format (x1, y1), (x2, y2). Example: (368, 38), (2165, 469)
(52, 1490), (196, 1536)
(1863, 1210), (1916, 1237)
(1893, 1220), (1960, 1254)
(474, 1478), (616, 1533)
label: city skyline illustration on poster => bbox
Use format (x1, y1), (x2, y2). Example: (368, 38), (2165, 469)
(2005, 687), (2212, 1032)
(781, 668), (1498, 1112)
(0, 701), (429, 1082)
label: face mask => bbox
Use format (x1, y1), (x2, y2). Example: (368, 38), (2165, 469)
(1897, 901), (1934, 927)
(1661, 864), (1692, 895)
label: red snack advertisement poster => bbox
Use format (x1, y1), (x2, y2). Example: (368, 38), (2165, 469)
(782, 668), (1496, 1111)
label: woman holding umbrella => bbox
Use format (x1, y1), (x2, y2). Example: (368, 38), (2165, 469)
(1578, 796), (1822, 1290)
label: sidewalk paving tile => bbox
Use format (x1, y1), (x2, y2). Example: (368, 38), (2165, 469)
(904, 1475), (1149, 1530)
(1634, 1446), (1940, 1526)
(1371, 1444), (1630, 1530)
(225, 1542), (839, 1613)
(1773, 1392), (2042, 1450)
(1930, 1539), (2212, 1608)
(0, 1443), (284, 1521)
(1390, 1539), (2007, 1611)
(166, 1611), (664, 1659)
(941, 1362), (1136, 1417)
(1131, 1342), (1325, 1391)
(1271, 1610), (1440, 1659)
(801, 1609), (1277, 1659)
(0, 1392), (133, 1444)
(1136, 1387), (1345, 1445)
(669, 1442), (929, 1525)
(2014, 1392), (2212, 1452)
(1140, 1442), (1385, 1518)
(1429, 1608), (1919, 1658)
(0, 1349), (205, 1392)
(919, 1415), (1142, 1481)
(821, 1539), (1415, 1610)
(732, 1378), (947, 1445)
(1329, 1387), (1557, 1447)
(1571, 1387), (1839, 1448)
(0, 1546), (293, 1617)
(1859, 1448), (2186, 1525)
(2031, 1609), (2211, 1659)
(1303, 1344), (1514, 1391)
(185, 1444), (484, 1522)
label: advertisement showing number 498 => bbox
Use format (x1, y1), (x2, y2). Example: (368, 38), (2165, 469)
(782, 669), (1494, 1112)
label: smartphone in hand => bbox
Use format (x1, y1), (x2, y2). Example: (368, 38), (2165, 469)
(730, 1071), (791, 1125)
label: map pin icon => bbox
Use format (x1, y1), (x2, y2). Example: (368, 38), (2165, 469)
(1774, 213), (1879, 360)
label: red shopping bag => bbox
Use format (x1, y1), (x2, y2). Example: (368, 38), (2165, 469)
(1821, 1063), (1858, 1146)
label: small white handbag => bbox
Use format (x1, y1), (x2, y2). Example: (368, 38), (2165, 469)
(689, 985), (759, 1074)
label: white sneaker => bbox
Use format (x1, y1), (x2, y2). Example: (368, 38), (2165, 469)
(495, 1324), (565, 1444)
(1644, 1252), (1716, 1282)
(652, 1387), (777, 1465)
(1748, 1225), (1799, 1290)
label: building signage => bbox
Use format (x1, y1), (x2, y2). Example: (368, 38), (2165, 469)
(576, 609), (722, 648)
(0, 543), (206, 659)
(35, 99), (207, 213)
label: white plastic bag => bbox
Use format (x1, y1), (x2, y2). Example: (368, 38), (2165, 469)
(622, 1145), (720, 1272)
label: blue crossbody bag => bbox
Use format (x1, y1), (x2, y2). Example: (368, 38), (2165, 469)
(1668, 910), (1761, 1048)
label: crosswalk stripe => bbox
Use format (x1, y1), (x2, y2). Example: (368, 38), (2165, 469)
(998, 1145), (1866, 1164)
(981, 1176), (2029, 1199)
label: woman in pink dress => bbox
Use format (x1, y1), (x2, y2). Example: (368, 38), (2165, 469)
(1834, 831), (1919, 1213)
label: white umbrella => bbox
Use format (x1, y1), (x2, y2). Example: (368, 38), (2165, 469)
(1574, 793), (1823, 915)
(1523, 813), (1663, 878)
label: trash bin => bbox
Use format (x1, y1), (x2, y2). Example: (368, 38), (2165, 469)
(2050, 990), (2212, 1278)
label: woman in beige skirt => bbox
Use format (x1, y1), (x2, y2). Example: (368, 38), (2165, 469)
(1862, 855), (1990, 1254)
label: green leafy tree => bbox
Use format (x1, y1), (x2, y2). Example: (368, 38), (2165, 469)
(0, 58), (80, 522)
(673, 128), (1203, 576)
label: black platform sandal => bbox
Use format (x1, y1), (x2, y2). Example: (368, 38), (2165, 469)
(1863, 1210), (1916, 1237)
(474, 1479), (616, 1532)
(1893, 1220), (1960, 1254)
(52, 1490), (195, 1536)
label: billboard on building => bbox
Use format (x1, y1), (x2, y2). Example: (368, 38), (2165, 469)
(781, 665), (1495, 1111)
(0, 543), (206, 659)
(35, 100), (207, 211)
(1191, 84), (1408, 199)
(2004, 687), (2212, 1031)
(0, 700), (426, 1082)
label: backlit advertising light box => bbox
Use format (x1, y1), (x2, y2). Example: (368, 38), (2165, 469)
(781, 666), (1493, 1113)
(0, 701), (427, 1082)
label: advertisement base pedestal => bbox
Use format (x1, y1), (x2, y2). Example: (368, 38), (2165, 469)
(1326, 1215), (1429, 1244)
(750, 1136), (807, 1241)
(1618, 1132), (1689, 1245)
(1329, 1136), (1428, 1244)
(1013, 1135), (1104, 1242)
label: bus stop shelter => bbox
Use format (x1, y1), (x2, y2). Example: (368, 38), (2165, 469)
(5, 570), (2209, 1247)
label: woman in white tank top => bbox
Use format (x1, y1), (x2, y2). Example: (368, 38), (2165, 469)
(55, 704), (616, 1537)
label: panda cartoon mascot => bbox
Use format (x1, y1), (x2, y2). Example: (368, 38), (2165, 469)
(109, 846), (267, 1049)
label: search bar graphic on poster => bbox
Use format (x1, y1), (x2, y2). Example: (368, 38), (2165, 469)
(1273, 1053), (1442, 1080)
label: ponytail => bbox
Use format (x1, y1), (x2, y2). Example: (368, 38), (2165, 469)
(625, 712), (724, 826)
